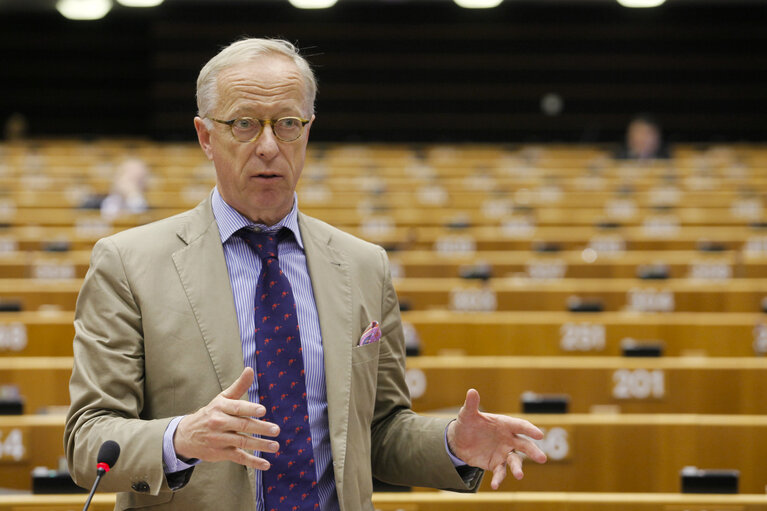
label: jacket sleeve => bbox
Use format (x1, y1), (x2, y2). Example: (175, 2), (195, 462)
(64, 237), (192, 496)
(368, 246), (483, 492)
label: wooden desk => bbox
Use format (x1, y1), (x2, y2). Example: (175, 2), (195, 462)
(390, 250), (745, 279)
(9, 204), (767, 228)
(1, 354), (765, 419)
(0, 249), (761, 281)
(3, 415), (767, 494)
(406, 356), (767, 415)
(0, 495), (114, 511)
(2, 309), (765, 359)
(394, 277), (767, 312)
(0, 248), (765, 283)
(0, 358), (72, 413)
(402, 310), (767, 357)
(375, 492), (767, 511)
(0, 416), (68, 491)
(2, 223), (767, 255)
(361, 225), (767, 252)
(0, 280), (81, 311)
(1, 493), (767, 511)
(0, 253), (91, 280)
(11, 276), (766, 315)
(0, 312), (75, 357)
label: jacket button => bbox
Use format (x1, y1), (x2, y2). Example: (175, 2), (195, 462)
(131, 481), (150, 493)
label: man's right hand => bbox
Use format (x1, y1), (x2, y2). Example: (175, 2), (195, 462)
(174, 367), (280, 470)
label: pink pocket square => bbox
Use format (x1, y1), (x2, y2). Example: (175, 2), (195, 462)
(358, 321), (382, 346)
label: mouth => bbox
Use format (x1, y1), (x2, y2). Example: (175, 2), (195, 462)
(252, 172), (281, 179)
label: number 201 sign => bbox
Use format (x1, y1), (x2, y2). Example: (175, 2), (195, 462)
(612, 369), (665, 400)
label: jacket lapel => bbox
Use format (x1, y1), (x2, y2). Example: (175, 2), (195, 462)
(298, 212), (353, 504)
(171, 197), (245, 392)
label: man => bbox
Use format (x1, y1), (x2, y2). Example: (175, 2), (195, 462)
(65, 38), (546, 511)
(616, 114), (670, 160)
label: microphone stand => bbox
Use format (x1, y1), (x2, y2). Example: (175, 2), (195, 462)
(82, 464), (108, 511)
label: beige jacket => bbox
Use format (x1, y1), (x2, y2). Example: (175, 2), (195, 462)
(65, 196), (481, 510)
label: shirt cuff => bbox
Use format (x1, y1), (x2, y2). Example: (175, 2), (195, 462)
(444, 420), (467, 467)
(163, 416), (200, 473)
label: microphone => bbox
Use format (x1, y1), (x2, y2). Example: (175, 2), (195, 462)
(83, 440), (120, 511)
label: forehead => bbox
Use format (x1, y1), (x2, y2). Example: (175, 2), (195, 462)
(215, 55), (307, 115)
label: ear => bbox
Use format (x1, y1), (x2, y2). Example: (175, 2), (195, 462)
(304, 114), (316, 139)
(194, 117), (214, 160)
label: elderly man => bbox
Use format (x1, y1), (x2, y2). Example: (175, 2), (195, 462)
(65, 38), (546, 511)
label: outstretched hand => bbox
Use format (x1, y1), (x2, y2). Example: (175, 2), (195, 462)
(447, 388), (547, 489)
(174, 367), (281, 470)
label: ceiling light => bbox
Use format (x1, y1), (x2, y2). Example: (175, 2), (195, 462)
(57, 0), (112, 20)
(454, 0), (503, 8)
(616, 0), (666, 7)
(287, 0), (338, 8)
(116, 0), (164, 6)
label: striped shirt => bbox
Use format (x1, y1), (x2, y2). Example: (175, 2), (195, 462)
(163, 188), (339, 511)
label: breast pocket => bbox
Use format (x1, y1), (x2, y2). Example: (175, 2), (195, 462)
(352, 340), (380, 366)
(349, 341), (380, 425)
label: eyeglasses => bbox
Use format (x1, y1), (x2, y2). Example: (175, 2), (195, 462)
(207, 116), (310, 143)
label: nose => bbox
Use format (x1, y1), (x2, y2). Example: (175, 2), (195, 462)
(254, 123), (280, 160)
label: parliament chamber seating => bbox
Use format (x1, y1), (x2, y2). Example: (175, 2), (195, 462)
(2, 414), (767, 493)
(2, 140), (767, 508)
(1, 492), (767, 511)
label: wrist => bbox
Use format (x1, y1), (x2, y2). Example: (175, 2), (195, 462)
(446, 419), (459, 457)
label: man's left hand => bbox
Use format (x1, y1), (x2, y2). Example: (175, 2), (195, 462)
(447, 388), (548, 489)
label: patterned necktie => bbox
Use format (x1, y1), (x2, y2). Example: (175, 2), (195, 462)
(238, 227), (320, 511)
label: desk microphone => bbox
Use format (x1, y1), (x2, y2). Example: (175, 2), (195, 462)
(83, 440), (120, 511)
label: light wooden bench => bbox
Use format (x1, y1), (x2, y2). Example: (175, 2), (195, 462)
(3, 414), (767, 494)
(394, 277), (767, 312)
(0, 280), (81, 311)
(390, 249), (748, 279)
(2, 355), (766, 418)
(3, 310), (766, 359)
(402, 310), (767, 357)
(0, 311), (75, 358)
(1, 248), (765, 281)
(1, 493), (767, 511)
(7, 276), (766, 314)
(405, 356), (767, 415)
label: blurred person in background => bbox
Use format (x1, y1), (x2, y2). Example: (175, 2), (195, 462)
(615, 114), (670, 160)
(100, 156), (150, 219)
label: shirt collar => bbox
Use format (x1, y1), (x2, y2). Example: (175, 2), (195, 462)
(211, 187), (304, 250)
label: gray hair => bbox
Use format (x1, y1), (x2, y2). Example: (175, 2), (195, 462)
(196, 38), (317, 120)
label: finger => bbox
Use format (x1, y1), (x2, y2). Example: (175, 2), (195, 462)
(231, 416), (281, 438)
(219, 396), (266, 419)
(512, 435), (547, 464)
(221, 367), (255, 401)
(229, 432), (281, 454)
(226, 447), (272, 471)
(490, 462), (507, 490)
(509, 451), (525, 480)
(505, 417), (545, 440)
(460, 388), (481, 417)
(199, 429), (280, 458)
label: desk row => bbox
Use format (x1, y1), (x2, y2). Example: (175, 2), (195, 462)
(8, 225), (767, 253)
(5, 278), (767, 313)
(1, 414), (767, 494)
(2, 310), (767, 358)
(6, 205), (767, 229)
(8, 249), (767, 281)
(1, 356), (765, 416)
(5, 188), (767, 210)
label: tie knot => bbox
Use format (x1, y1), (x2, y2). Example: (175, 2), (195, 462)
(239, 227), (283, 261)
